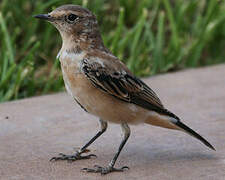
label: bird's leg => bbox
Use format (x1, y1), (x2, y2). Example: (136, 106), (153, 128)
(50, 119), (107, 162)
(82, 123), (130, 175)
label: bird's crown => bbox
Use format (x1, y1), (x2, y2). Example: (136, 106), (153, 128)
(35, 5), (105, 51)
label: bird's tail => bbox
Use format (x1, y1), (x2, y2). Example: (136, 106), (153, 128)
(144, 109), (215, 150)
(173, 120), (215, 151)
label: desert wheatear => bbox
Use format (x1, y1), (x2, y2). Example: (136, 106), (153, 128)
(35, 4), (215, 175)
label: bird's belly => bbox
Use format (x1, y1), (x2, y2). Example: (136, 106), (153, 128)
(62, 67), (148, 124)
(66, 75), (178, 129)
(61, 60), (177, 128)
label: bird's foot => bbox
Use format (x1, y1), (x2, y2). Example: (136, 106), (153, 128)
(50, 151), (97, 162)
(82, 165), (129, 175)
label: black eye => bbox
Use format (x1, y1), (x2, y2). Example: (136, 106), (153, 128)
(67, 14), (78, 22)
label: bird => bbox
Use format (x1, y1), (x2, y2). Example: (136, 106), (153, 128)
(34, 4), (215, 175)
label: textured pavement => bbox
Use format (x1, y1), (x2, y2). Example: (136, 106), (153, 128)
(0, 64), (225, 180)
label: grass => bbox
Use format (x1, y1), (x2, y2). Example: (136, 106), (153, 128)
(0, 0), (225, 102)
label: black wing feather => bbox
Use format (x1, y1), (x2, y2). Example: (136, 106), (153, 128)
(81, 59), (215, 150)
(81, 59), (179, 119)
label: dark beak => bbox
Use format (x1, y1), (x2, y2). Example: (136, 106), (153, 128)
(33, 14), (52, 21)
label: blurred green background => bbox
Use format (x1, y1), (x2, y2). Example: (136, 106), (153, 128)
(0, 0), (225, 102)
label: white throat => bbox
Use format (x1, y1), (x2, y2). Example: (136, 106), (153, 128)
(58, 50), (86, 61)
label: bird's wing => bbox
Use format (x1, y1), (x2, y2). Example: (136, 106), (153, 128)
(81, 59), (179, 117)
(81, 57), (178, 118)
(81, 57), (216, 150)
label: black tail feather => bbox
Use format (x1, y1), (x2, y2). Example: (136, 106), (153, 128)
(174, 121), (215, 151)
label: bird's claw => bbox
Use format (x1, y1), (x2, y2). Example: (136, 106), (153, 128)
(50, 151), (97, 162)
(82, 165), (129, 175)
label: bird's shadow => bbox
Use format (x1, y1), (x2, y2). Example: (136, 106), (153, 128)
(121, 143), (218, 168)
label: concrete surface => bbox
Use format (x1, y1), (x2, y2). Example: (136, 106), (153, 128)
(0, 64), (225, 180)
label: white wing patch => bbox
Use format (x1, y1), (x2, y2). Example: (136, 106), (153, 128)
(94, 57), (105, 67)
(129, 104), (138, 112)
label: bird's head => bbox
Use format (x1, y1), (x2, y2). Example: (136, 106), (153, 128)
(34, 5), (104, 50)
